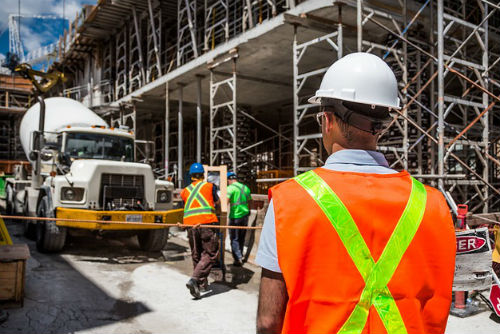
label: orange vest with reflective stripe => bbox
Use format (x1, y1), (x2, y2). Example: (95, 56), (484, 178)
(181, 181), (218, 225)
(270, 168), (456, 334)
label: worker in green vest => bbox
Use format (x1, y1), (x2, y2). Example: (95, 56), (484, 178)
(227, 172), (252, 267)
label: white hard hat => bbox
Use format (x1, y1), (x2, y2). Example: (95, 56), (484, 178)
(308, 52), (400, 110)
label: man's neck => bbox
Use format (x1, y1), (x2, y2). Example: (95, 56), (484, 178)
(330, 143), (376, 155)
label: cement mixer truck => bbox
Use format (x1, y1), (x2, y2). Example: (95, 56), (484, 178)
(6, 97), (182, 252)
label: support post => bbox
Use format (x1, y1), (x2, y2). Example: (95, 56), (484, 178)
(429, 0), (436, 178)
(357, 0), (363, 52)
(196, 75), (203, 163)
(132, 103), (137, 161)
(292, 26), (299, 176)
(402, 0), (408, 170)
(338, 5), (343, 58)
(437, 0), (445, 190)
(416, 52), (423, 175)
(165, 82), (170, 178)
(482, 2), (489, 212)
(210, 71), (214, 166)
(178, 85), (184, 188)
(132, 6), (146, 82)
(232, 59), (237, 174)
(148, 0), (162, 76)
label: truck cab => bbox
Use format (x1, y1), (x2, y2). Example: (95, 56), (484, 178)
(8, 97), (182, 252)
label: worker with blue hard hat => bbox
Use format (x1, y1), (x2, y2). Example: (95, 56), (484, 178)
(180, 162), (220, 299)
(226, 171), (252, 267)
(189, 162), (205, 174)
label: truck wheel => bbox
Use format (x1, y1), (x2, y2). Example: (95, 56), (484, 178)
(5, 184), (13, 215)
(36, 196), (66, 253)
(22, 194), (36, 240)
(137, 228), (169, 252)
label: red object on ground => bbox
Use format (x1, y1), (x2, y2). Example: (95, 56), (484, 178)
(455, 291), (466, 309)
(456, 204), (468, 229)
(490, 284), (500, 317)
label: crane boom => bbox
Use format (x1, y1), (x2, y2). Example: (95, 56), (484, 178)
(8, 14), (63, 64)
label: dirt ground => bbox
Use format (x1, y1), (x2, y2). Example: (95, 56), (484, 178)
(0, 218), (499, 334)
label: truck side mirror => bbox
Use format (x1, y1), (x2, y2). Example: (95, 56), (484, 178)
(29, 151), (38, 161)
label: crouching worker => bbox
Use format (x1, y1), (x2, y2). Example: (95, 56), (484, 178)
(181, 163), (220, 299)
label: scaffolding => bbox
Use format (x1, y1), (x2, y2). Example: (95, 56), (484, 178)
(50, 0), (500, 212)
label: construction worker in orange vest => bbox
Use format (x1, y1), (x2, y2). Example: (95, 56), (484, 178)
(181, 163), (220, 299)
(255, 53), (456, 334)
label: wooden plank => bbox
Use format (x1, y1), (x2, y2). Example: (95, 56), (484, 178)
(0, 262), (19, 272)
(0, 244), (30, 261)
(0, 278), (15, 288)
(14, 261), (24, 303)
(0, 271), (16, 279)
(0, 281), (15, 299)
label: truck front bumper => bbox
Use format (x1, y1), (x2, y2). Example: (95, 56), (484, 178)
(55, 208), (184, 230)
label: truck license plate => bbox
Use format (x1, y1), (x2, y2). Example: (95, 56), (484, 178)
(126, 214), (143, 222)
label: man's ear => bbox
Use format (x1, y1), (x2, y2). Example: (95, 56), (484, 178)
(324, 112), (335, 132)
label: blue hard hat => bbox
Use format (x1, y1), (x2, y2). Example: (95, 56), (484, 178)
(227, 172), (237, 179)
(189, 163), (205, 174)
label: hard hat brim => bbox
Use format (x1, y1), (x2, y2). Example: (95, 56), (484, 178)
(308, 94), (401, 110)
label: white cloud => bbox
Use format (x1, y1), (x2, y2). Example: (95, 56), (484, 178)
(0, 0), (95, 53)
(19, 20), (55, 51)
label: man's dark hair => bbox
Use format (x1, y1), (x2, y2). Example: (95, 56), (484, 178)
(322, 108), (354, 143)
(191, 173), (204, 179)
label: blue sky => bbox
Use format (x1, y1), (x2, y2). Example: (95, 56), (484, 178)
(0, 0), (96, 66)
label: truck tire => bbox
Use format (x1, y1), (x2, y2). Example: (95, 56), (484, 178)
(137, 228), (169, 252)
(22, 194), (36, 240)
(5, 184), (13, 215)
(36, 196), (66, 253)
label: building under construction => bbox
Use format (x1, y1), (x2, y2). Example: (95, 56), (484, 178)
(0, 73), (32, 173)
(44, 0), (500, 214)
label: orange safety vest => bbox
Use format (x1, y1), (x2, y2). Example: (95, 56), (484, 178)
(270, 168), (456, 334)
(181, 180), (218, 225)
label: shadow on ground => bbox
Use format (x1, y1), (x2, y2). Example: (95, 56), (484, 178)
(1, 220), (152, 334)
(201, 264), (257, 299)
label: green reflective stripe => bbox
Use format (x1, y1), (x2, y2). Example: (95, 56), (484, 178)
(230, 183), (247, 206)
(295, 171), (374, 280)
(294, 171), (427, 334)
(184, 182), (204, 210)
(344, 177), (426, 334)
(184, 207), (215, 218)
(184, 182), (215, 219)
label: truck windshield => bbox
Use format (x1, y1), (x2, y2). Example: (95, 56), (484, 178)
(65, 132), (134, 162)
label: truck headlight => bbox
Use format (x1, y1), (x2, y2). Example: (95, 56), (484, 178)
(61, 187), (84, 201)
(156, 190), (171, 203)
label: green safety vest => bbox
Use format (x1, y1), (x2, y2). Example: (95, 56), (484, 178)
(183, 181), (216, 220)
(294, 170), (427, 334)
(228, 182), (250, 219)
